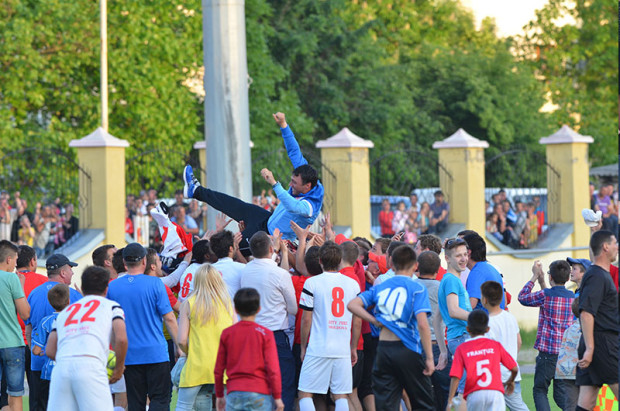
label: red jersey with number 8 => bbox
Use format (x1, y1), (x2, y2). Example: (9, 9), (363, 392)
(449, 336), (517, 399)
(299, 272), (360, 358)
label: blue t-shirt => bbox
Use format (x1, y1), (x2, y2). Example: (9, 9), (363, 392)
(31, 312), (58, 380)
(438, 272), (472, 340)
(359, 275), (431, 354)
(26, 281), (82, 371)
(466, 261), (506, 311)
(107, 275), (172, 365)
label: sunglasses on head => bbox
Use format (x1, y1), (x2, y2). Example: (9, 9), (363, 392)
(445, 238), (467, 249)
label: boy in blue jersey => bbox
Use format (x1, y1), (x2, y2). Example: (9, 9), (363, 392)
(31, 284), (70, 385)
(437, 238), (472, 399)
(348, 244), (435, 410)
(183, 112), (324, 254)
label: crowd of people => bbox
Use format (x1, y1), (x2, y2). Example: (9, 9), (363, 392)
(377, 190), (449, 242)
(0, 191), (79, 258)
(0, 112), (617, 411)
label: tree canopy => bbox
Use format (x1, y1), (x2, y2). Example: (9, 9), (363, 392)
(0, 0), (613, 205)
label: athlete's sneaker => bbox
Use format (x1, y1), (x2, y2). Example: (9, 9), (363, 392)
(183, 165), (200, 198)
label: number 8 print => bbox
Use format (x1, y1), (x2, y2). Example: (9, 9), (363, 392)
(331, 287), (345, 317)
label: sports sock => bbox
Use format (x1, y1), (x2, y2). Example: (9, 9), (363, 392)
(335, 398), (349, 411)
(113, 407), (125, 411)
(299, 397), (315, 411)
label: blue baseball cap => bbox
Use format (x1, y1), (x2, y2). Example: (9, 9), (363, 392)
(566, 257), (591, 271)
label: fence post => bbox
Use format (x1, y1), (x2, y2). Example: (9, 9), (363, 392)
(433, 129), (488, 235)
(540, 125), (593, 257)
(316, 128), (374, 239)
(69, 128), (129, 246)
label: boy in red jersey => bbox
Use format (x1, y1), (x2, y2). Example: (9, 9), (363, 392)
(447, 310), (518, 410)
(215, 288), (284, 411)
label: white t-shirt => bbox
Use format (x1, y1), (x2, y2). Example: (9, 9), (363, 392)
(299, 272), (360, 358)
(53, 295), (125, 366)
(178, 262), (202, 303)
(485, 310), (521, 382)
(213, 257), (245, 300)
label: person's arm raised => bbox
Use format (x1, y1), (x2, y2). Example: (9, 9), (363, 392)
(273, 112), (308, 168)
(262, 168), (313, 217)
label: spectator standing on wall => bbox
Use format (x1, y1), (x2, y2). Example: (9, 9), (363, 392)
(378, 199), (394, 238)
(429, 191), (449, 235)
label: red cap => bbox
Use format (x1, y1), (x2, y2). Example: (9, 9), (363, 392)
(335, 234), (350, 245)
(368, 252), (388, 274)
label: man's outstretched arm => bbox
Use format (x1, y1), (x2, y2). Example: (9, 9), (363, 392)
(273, 112), (308, 169)
(261, 169), (313, 217)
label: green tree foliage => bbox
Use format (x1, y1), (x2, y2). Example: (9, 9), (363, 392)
(0, 0), (610, 205)
(516, 0), (618, 167)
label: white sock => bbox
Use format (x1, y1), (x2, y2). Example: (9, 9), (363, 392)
(113, 407), (125, 411)
(335, 398), (349, 411)
(299, 397), (315, 411)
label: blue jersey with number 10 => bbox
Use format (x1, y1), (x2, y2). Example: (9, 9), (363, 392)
(359, 275), (431, 354)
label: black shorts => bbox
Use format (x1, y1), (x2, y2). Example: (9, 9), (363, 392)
(358, 333), (378, 399)
(352, 350), (365, 389)
(576, 331), (619, 386)
(372, 340), (434, 410)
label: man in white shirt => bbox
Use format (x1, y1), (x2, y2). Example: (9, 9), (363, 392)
(240, 231), (297, 411)
(298, 241), (360, 411)
(46, 266), (128, 411)
(211, 230), (245, 299)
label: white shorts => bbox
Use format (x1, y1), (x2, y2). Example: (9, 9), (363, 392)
(110, 375), (126, 394)
(466, 389), (505, 411)
(298, 355), (352, 395)
(48, 356), (114, 411)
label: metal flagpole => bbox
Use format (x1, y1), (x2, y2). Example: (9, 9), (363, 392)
(100, 0), (108, 131)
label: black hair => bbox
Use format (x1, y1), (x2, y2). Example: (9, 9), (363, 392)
(292, 164), (318, 188)
(457, 230), (478, 238)
(353, 238), (371, 265)
(234, 288), (261, 317)
(480, 281), (503, 307)
(92, 244), (116, 267)
(391, 245), (417, 272)
(417, 251), (441, 276)
(463, 233), (486, 262)
(112, 248), (126, 274)
(549, 260), (570, 285)
(193, 240), (214, 264)
(319, 241), (342, 272)
(81, 266), (110, 295)
(590, 230), (615, 257)
(387, 241), (406, 258)
(210, 231), (234, 259)
(249, 231), (272, 259)
(304, 246), (323, 276)
(47, 284), (70, 311)
(467, 310), (489, 336)
(0, 240), (18, 264)
(16, 245), (36, 270)
(374, 238), (390, 254)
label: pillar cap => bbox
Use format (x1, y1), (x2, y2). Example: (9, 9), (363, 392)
(432, 128), (489, 149)
(69, 127), (129, 148)
(316, 127), (374, 149)
(539, 125), (594, 145)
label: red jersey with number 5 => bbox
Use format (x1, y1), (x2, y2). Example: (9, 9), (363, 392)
(449, 336), (517, 399)
(53, 295), (125, 366)
(299, 272), (360, 358)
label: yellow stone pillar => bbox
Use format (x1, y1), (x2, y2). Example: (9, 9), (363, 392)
(433, 129), (489, 235)
(540, 125), (593, 258)
(69, 128), (129, 247)
(316, 128), (374, 239)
